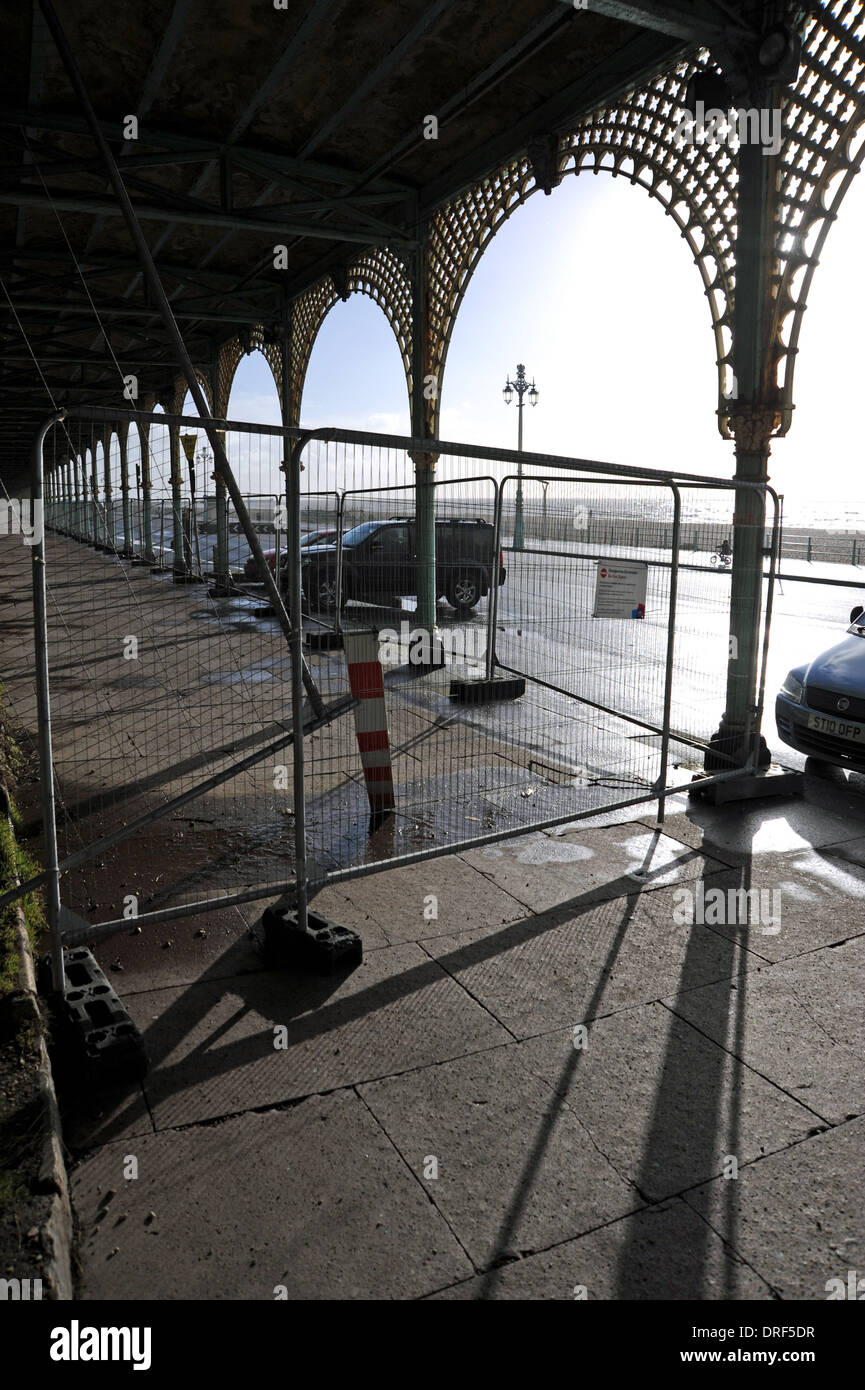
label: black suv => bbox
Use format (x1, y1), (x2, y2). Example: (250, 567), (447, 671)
(294, 517), (506, 616)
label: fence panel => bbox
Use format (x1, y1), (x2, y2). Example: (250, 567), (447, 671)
(26, 412), (778, 956)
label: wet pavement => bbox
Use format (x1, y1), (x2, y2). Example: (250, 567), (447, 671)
(1, 531), (864, 1299)
(59, 779), (865, 1301)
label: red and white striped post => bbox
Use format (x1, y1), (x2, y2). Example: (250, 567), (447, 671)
(343, 629), (395, 815)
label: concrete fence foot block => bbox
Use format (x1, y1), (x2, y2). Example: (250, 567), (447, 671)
(253, 907), (363, 975)
(688, 766), (805, 805)
(450, 675), (526, 703)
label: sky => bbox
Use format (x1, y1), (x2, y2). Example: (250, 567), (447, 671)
(205, 159), (865, 521)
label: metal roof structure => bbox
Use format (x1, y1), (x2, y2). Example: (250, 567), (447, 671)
(0, 0), (794, 477)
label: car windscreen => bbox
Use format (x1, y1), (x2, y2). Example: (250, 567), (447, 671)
(341, 521), (383, 547)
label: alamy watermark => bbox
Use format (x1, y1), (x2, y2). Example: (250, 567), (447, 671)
(0, 1276), (42, 1300)
(0, 498), (43, 545)
(672, 881), (781, 933)
(378, 621), (486, 667)
(826, 1270), (865, 1299)
(674, 101), (782, 157)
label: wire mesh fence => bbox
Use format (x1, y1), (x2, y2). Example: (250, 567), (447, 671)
(28, 410), (779, 954)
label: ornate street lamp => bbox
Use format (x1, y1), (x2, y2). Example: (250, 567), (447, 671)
(502, 363), (539, 551)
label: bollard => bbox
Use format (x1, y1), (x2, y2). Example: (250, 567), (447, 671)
(342, 629), (395, 816)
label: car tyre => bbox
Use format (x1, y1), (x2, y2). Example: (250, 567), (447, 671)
(308, 567), (340, 611)
(446, 571), (482, 615)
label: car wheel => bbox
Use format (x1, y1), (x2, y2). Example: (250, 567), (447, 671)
(309, 568), (339, 610)
(447, 571), (481, 614)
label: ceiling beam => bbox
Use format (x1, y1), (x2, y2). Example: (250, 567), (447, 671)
(3, 299), (279, 325)
(419, 27), (687, 212)
(0, 107), (408, 192)
(136, 0), (196, 119)
(298, 0), (452, 159)
(3, 246), (280, 293)
(583, 1), (755, 45)
(0, 188), (414, 244)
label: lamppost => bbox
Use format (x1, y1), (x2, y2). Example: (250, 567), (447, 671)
(503, 363), (538, 551)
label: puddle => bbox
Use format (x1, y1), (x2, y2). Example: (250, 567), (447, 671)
(514, 839), (595, 865)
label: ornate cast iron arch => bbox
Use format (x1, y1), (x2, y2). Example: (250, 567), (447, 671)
(215, 331), (281, 421)
(164, 369), (214, 419)
(286, 246), (413, 429)
(427, 49), (738, 441)
(772, 0), (865, 434)
(427, 0), (865, 443)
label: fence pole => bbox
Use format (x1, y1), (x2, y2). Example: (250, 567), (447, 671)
(102, 430), (113, 549)
(119, 427), (131, 556)
(655, 486), (682, 826)
(334, 489), (345, 636)
(91, 450), (99, 546)
(747, 486), (780, 774)
(288, 435), (311, 930)
(140, 425), (155, 563)
(31, 414), (65, 995)
(169, 427), (187, 580)
(216, 474), (230, 587)
(485, 479), (504, 681)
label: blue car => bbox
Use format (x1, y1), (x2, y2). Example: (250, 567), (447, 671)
(776, 605), (865, 771)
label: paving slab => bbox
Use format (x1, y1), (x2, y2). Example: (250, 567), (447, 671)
(462, 823), (728, 915)
(639, 794), (865, 866)
(299, 885), (392, 950)
(72, 1090), (472, 1299)
(512, 1005), (818, 1203)
(684, 1118), (865, 1300)
(422, 887), (753, 1038)
(430, 1197), (772, 1300)
(62, 1082), (155, 1154)
(667, 936), (865, 1125)
(328, 854), (528, 946)
(92, 910), (267, 996)
(130, 942), (510, 1129)
(360, 1045), (642, 1270)
(663, 847), (865, 963)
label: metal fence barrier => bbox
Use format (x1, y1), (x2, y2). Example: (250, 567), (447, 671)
(11, 409), (780, 985)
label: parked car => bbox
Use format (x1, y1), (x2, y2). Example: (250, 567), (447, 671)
(292, 517), (506, 617)
(775, 604), (865, 771)
(243, 529), (340, 581)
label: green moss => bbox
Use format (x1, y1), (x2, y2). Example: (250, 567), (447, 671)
(0, 699), (45, 1000)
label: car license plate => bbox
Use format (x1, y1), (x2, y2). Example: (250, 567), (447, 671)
(807, 713), (865, 742)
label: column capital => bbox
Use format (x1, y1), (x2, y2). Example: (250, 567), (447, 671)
(407, 449), (438, 469)
(727, 403), (782, 455)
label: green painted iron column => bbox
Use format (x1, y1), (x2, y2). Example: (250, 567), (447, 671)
(89, 447), (99, 546)
(169, 424), (187, 580)
(709, 89), (780, 772)
(102, 429), (113, 549)
(140, 423), (155, 564)
(409, 236), (438, 638)
(119, 424), (131, 557)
